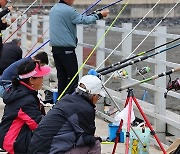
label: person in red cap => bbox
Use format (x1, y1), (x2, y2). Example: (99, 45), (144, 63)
(0, 59), (51, 154)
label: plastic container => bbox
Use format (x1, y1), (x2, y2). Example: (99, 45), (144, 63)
(52, 89), (58, 103)
(108, 123), (124, 143)
(122, 123), (150, 154)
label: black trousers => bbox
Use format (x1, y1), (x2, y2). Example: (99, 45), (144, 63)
(52, 46), (79, 97)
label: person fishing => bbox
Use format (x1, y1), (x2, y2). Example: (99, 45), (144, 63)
(0, 59), (51, 154)
(49, 0), (109, 97)
(0, 51), (49, 98)
(28, 75), (105, 154)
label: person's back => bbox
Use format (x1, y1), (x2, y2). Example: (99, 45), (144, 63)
(0, 39), (22, 75)
(29, 93), (96, 153)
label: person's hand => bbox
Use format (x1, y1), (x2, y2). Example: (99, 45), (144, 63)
(8, 6), (13, 12)
(11, 17), (16, 23)
(100, 10), (109, 18)
(1, 18), (7, 24)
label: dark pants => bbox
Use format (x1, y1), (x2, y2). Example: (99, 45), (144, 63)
(65, 140), (101, 154)
(52, 46), (79, 97)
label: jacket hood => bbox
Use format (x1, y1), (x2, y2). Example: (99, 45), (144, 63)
(3, 84), (38, 105)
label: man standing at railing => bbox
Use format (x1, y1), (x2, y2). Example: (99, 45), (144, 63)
(49, 0), (109, 97)
(0, 0), (13, 58)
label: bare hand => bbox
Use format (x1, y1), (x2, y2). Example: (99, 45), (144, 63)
(11, 17), (16, 23)
(8, 6), (13, 12)
(100, 10), (109, 18)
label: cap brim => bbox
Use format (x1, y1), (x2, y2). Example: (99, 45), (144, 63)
(33, 65), (51, 77)
(99, 89), (105, 97)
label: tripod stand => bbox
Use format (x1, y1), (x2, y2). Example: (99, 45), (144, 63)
(112, 88), (166, 154)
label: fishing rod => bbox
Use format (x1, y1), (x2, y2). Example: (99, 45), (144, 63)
(24, 29), (49, 57)
(118, 67), (180, 91)
(24, 0), (102, 57)
(96, 0), (161, 70)
(97, 37), (180, 73)
(82, 0), (102, 15)
(99, 42), (180, 75)
(57, 0), (130, 100)
(25, 0), (105, 57)
(27, 39), (50, 58)
(3, 0), (49, 43)
(100, 0), (179, 84)
(127, 0), (180, 58)
(88, 0), (123, 15)
(2, 0), (38, 36)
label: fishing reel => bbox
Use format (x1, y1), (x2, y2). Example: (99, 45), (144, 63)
(113, 69), (128, 80)
(164, 75), (180, 98)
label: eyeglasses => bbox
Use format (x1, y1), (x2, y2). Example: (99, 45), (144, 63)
(97, 94), (102, 100)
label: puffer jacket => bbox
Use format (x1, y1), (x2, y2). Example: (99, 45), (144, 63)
(29, 93), (97, 154)
(0, 81), (44, 154)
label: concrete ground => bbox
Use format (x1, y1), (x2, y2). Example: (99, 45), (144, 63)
(0, 98), (162, 154)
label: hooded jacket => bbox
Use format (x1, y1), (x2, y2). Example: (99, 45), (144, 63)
(29, 93), (98, 154)
(0, 82), (43, 154)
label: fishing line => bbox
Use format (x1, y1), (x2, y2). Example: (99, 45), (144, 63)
(25, 0), (103, 57)
(57, 0), (130, 100)
(3, 0), (49, 43)
(104, 0), (180, 84)
(96, 0), (161, 71)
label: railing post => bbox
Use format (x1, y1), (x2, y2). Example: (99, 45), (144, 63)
(11, 13), (18, 40)
(43, 15), (50, 53)
(31, 15), (38, 51)
(76, 25), (83, 78)
(96, 20), (106, 113)
(21, 14), (27, 56)
(154, 26), (167, 143)
(96, 20), (105, 80)
(121, 23), (132, 100)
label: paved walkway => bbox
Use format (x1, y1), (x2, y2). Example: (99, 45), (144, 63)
(0, 98), (162, 154)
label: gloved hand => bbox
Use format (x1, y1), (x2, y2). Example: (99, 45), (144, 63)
(95, 136), (102, 142)
(87, 69), (98, 76)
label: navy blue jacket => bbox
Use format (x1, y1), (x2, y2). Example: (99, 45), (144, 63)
(29, 93), (97, 154)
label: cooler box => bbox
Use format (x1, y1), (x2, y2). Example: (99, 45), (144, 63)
(122, 124), (150, 154)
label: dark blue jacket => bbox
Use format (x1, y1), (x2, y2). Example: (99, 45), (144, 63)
(0, 41), (23, 75)
(29, 93), (97, 154)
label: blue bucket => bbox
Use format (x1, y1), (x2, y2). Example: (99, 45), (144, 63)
(108, 123), (124, 143)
